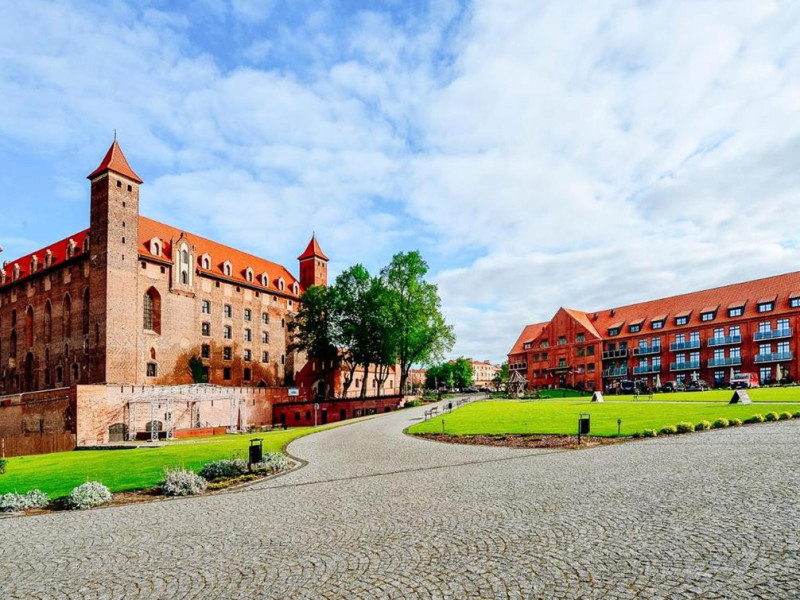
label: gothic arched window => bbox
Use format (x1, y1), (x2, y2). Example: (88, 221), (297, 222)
(143, 287), (161, 334)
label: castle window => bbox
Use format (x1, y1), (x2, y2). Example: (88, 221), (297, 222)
(178, 244), (192, 287)
(244, 308), (252, 322)
(245, 268), (254, 283)
(127, 184), (132, 192)
(223, 261), (232, 277)
(72, 363), (78, 382)
(201, 322), (210, 337)
(281, 353), (285, 365)
(117, 180), (122, 188)
(25, 306), (34, 348)
(223, 325), (232, 340)
(224, 304), (232, 318)
(201, 344), (210, 359)
(261, 273), (269, 287)
(83, 237), (90, 253)
(262, 351), (269, 362)
(201, 254), (211, 270)
(261, 331), (268, 344)
(143, 287), (161, 334)
(244, 349), (252, 362)
(262, 312), (268, 325)
(243, 367), (251, 380)
(146, 363), (157, 378)
(223, 367), (231, 380)
(150, 238), (161, 257)
(56, 366), (63, 383)
(278, 278), (285, 291)
(9, 330), (16, 358)
(202, 300), (211, 314)
(292, 282), (299, 295)
(244, 328), (252, 342)
(223, 347), (232, 361)
(44, 301), (52, 343)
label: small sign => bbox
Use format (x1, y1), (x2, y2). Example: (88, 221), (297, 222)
(591, 391), (604, 403)
(288, 388), (299, 397)
(729, 389), (752, 405)
(314, 402), (320, 410)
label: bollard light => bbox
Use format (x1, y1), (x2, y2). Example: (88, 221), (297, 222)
(617, 418), (622, 437)
(442, 419), (445, 434)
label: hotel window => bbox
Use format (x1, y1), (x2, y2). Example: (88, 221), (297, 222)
(261, 351), (269, 362)
(730, 346), (741, 358)
(652, 356), (661, 368)
(146, 363), (157, 378)
(777, 341), (790, 354)
(262, 312), (269, 324)
(523, 342), (532, 350)
(675, 353), (686, 363)
(558, 358), (567, 367)
(729, 325), (740, 336)
(201, 322), (210, 337)
(244, 349), (252, 362)
(587, 346), (595, 355)
(244, 308), (252, 322)
(223, 347), (232, 361)
(758, 321), (770, 333)
(223, 325), (232, 339)
(689, 332), (699, 343)
(757, 302), (774, 313)
(540, 340), (549, 348)
(675, 316), (688, 326)
(652, 337), (661, 348)
(777, 318), (789, 332)
(224, 304), (232, 318)
(701, 311), (715, 322)
(714, 348), (725, 360)
(689, 351), (699, 362)
(541, 352), (548, 360)
(557, 336), (566, 345)
(675, 333), (685, 343)
(533, 353), (540, 361)
(608, 328), (620, 336)
(201, 344), (210, 359)
(652, 320), (664, 329)
(261, 331), (268, 343)
(576, 333), (585, 343)
(791, 297), (800, 308)
(728, 307), (744, 317)
(759, 343), (771, 355)
(629, 324), (641, 333)
(713, 327), (724, 338)
(714, 371), (724, 384)
(244, 328), (252, 342)
(587, 363), (595, 373)
(577, 347), (585, 357)
(202, 300), (211, 314)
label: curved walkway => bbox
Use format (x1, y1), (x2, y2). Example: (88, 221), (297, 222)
(1, 398), (798, 599)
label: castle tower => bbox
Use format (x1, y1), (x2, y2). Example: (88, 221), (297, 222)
(86, 140), (142, 383)
(297, 234), (329, 289)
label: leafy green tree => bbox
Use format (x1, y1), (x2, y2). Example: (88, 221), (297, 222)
(382, 251), (455, 395)
(189, 355), (207, 383)
(450, 357), (474, 389)
(492, 362), (509, 391)
(425, 363), (453, 390)
(288, 285), (338, 399)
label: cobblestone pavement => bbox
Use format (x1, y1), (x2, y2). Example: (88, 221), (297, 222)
(2, 399), (799, 599)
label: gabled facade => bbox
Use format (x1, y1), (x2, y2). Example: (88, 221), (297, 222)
(510, 273), (800, 391)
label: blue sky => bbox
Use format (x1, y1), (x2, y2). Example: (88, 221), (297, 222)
(2, 0), (800, 364)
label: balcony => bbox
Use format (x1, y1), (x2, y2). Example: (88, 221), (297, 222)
(707, 356), (742, 367)
(669, 340), (701, 351)
(602, 367), (628, 378)
(632, 345), (661, 356)
(633, 364), (662, 375)
(602, 349), (628, 360)
(754, 328), (792, 341)
(670, 360), (701, 371)
(708, 335), (742, 347)
(754, 351), (793, 363)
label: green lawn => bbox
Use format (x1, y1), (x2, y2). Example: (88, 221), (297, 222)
(536, 387), (800, 403)
(0, 426), (333, 498)
(408, 399), (800, 437)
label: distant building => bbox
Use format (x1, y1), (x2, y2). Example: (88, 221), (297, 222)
(508, 273), (800, 392)
(468, 359), (500, 388)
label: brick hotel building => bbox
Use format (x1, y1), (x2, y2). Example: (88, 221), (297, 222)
(508, 273), (800, 392)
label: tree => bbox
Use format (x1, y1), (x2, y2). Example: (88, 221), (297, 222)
(288, 285), (338, 399)
(492, 362), (509, 391)
(382, 251), (455, 396)
(425, 363), (453, 390)
(450, 357), (474, 389)
(188, 355), (207, 383)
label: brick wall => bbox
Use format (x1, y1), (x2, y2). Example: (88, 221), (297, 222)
(0, 387), (74, 437)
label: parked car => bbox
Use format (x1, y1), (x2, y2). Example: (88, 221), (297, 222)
(619, 380), (636, 394)
(462, 387), (479, 393)
(730, 372), (759, 389)
(687, 379), (709, 392)
(661, 380), (685, 393)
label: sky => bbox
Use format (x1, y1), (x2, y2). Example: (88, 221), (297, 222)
(1, 0), (800, 365)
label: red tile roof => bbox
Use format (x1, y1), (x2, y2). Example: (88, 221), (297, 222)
(700, 305), (719, 314)
(87, 141), (143, 184)
(297, 235), (329, 261)
(138, 216), (301, 296)
(563, 308), (602, 339)
(1, 230), (89, 287)
(508, 322), (547, 355)
(512, 270), (800, 352)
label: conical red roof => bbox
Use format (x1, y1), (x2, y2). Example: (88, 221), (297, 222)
(298, 235), (329, 261)
(87, 140), (143, 183)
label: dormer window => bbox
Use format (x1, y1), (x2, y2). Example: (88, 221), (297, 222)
(629, 324), (641, 333)
(278, 277), (285, 291)
(523, 342), (532, 350)
(757, 302), (774, 313)
(149, 237), (162, 257)
(223, 261), (233, 277)
(701, 311), (715, 322)
(82, 236), (90, 253)
(12, 263), (21, 281)
(30, 256), (39, 273)
(608, 327), (620, 336)
(200, 253), (211, 270)
(44, 250), (53, 268)
(292, 282), (299, 295)
(790, 293), (800, 309)
(675, 316), (688, 326)
(178, 243), (192, 286)
(245, 267), (254, 283)
(260, 273), (269, 287)
(66, 239), (77, 259)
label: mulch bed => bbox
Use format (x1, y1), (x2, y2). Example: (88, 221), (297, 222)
(415, 433), (627, 450)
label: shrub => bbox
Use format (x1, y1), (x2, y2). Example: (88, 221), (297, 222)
(631, 432), (641, 439)
(0, 458), (6, 475)
(746, 414), (765, 424)
(695, 420), (712, 431)
(711, 418), (729, 429)
(404, 399), (421, 408)
(730, 418), (742, 427)
(161, 468), (207, 496)
(676, 422), (695, 434)
(779, 411), (792, 420)
(252, 452), (290, 474)
(765, 412), (779, 422)
(642, 429), (657, 438)
(66, 482), (112, 510)
(199, 458), (249, 481)
(0, 490), (50, 512)
(793, 412), (800, 419)
(660, 425), (678, 435)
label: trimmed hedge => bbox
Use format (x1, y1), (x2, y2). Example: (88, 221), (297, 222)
(779, 411), (792, 420)
(676, 422), (695, 434)
(0, 490), (49, 512)
(730, 418), (742, 427)
(161, 468), (207, 496)
(745, 414), (765, 424)
(765, 412), (780, 422)
(66, 482), (112, 510)
(695, 420), (712, 431)
(660, 425), (678, 435)
(642, 429), (657, 438)
(712, 418), (729, 429)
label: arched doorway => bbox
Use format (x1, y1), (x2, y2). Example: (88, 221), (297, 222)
(24, 352), (34, 392)
(108, 423), (128, 442)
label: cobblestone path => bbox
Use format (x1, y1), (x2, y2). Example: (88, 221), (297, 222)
(1, 400), (798, 599)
